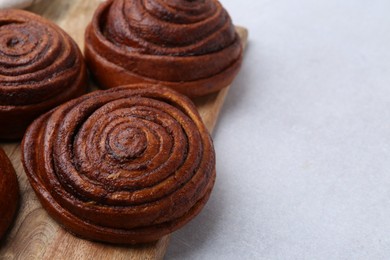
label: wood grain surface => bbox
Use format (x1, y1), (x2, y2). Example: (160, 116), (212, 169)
(0, 0), (248, 259)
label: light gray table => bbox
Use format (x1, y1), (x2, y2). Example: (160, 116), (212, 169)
(166, 0), (390, 259)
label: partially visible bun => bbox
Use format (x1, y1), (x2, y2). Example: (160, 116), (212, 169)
(0, 9), (87, 140)
(0, 148), (19, 240)
(85, 0), (242, 97)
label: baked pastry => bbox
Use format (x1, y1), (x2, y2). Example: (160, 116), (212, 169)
(0, 147), (19, 240)
(0, 9), (87, 140)
(85, 0), (242, 97)
(22, 85), (216, 244)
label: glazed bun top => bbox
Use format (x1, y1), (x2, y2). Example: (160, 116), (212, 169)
(85, 0), (242, 97)
(0, 9), (85, 106)
(103, 0), (238, 57)
(22, 84), (216, 244)
(0, 9), (87, 139)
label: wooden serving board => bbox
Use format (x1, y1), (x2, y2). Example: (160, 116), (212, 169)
(0, 0), (248, 259)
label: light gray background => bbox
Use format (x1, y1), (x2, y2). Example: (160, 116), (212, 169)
(166, 0), (390, 259)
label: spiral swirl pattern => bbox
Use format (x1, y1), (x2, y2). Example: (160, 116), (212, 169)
(0, 9), (87, 139)
(22, 85), (216, 244)
(85, 0), (242, 97)
(0, 148), (19, 239)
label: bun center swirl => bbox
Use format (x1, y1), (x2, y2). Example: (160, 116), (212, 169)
(107, 126), (147, 160)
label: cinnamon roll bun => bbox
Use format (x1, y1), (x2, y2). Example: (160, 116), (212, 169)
(0, 9), (87, 139)
(0, 147), (19, 240)
(22, 85), (216, 244)
(85, 0), (242, 97)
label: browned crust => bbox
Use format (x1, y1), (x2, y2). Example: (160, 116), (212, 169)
(84, 0), (242, 97)
(0, 148), (19, 240)
(22, 85), (216, 244)
(0, 9), (88, 140)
